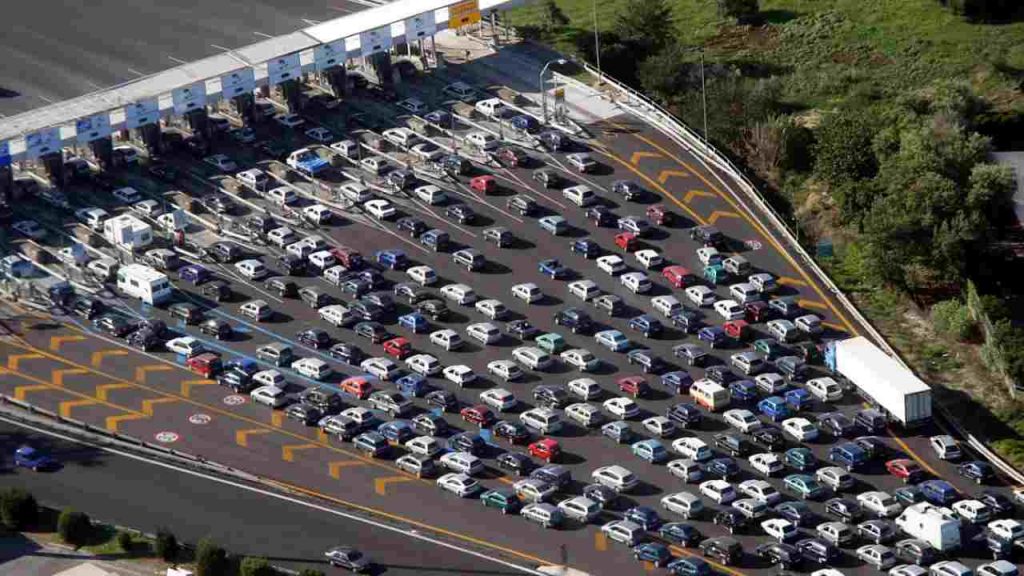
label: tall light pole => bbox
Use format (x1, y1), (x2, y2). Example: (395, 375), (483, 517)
(540, 58), (567, 124)
(699, 48), (708, 144)
(592, 0), (602, 80)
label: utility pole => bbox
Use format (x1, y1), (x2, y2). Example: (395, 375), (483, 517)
(592, 0), (602, 80)
(699, 48), (708, 145)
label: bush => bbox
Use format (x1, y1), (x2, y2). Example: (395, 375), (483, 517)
(931, 299), (977, 341)
(0, 488), (38, 530)
(240, 557), (277, 576)
(116, 531), (133, 552)
(195, 538), (229, 576)
(155, 528), (179, 562)
(57, 509), (92, 547)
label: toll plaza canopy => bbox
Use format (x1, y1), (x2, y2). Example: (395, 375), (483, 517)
(0, 0), (518, 163)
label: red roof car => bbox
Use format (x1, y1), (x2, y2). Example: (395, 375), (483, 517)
(617, 376), (650, 398)
(341, 376), (372, 400)
(885, 458), (925, 483)
(470, 175), (497, 194)
(460, 404), (496, 427)
(382, 337), (412, 360)
(614, 232), (638, 251)
(528, 438), (561, 462)
(662, 265), (694, 289)
(723, 319), (749, 341)
(744, 301), (771, 324)
(186, 352), (222, 378)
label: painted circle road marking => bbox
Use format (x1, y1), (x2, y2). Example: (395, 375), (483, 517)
(189, 413), (212, 425)
(744, 239), (762, 251)
(155, 431), (179, 443)
(223, 395), (246, 406)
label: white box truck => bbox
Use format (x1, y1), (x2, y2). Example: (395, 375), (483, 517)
(116, 264), (172, 305)
(896, 502), (961, 552)
(825, 336), (932, 427)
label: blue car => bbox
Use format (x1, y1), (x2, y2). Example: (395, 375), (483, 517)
(958, 460), (995, 484)
(225, 357), (259, 377)
(178, 264), (211, 285)
(395, 373), (429, 398)
(375, 249), (408, 270)
(353, 431), (390, 457)
(624, 506), (662, 530)
(661, 371), (694, 395)
(705, 457), (740, 479)
(729, 380), (758, 402)
(633, 542), (672, 567)
(697, 326), (727, 348)
(668, 558), (711, 576)
(570, 239), (601, 259)
(511, 114), (539, 132)
(757, 396), (790, 422)
(784, 388), (812, 411)
(538, 259), (570, 279)
(659, 522), (703, 547)
(377, 420), (414, 444)
(632, 439), (669, 463)
(14, 445), (55, 471)
(919, 480), (960, 505)
(595, 329), (631, 352)
(628, 315), (663, 338)
(398, 312), (429, 333)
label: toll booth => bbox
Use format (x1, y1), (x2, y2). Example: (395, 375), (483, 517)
(324, 67), (348, 99)
(0, 164), (12, 209)
(89, 137), (114, 170)
(231, 93), (256, 125)
(280, 79), (303, 113)
(40, 152), (66, 188)
(367, 52), (395, 91)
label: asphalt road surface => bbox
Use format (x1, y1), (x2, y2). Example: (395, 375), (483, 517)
(0, 42), (1020, 576)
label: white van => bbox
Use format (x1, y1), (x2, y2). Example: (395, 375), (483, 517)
(729, 283), (761, 305)
(116, 264), (172, 305)
(520, 407), (562, 434)
(466, 132), (499, 151)
(318, 304), (353, 327)
(440, 283), (477, 305)
(562, 185), (597, 207)
(266, 186), (299, 206)
(474, 98), (507, 118)
(291, 357), (332, 381)
(690, 379), (731, 412)
(235, 259), (269, 280)
(414, 185), (447, 205)
(339, 181), (373, 203)
(236, 168), (268, 192)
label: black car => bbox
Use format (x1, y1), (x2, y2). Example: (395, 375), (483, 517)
(354, 322), (388, 343)
(425, 390), (458, 412)
(448, 432), (485, 456)
(393, 283), (431, 305)
(795, 538), (839, 565)
(671, 309), (703, 334)
(168, 302), (203, 324)
(217, 370), (253, 393)
(626, 349), (666, 375)
(412, 413), (449, 436)
(506, 319), (541, 340)
(416, 299), (449, 321)
(979, 490), (1015, 517)
(666, 403), (702, 429)
(533, 385), (570, 409)
(659, 523), (703, 547)
(361, 292), (395, 313)
(854, 435), (889, 460)
(242, 214), (278, 237)
(497, 452), (535, 476)
(127, 328), (161, 351)
(483, 226), (513, 248)
(200, 279), (233, 302)
(299, 286), (330, 309)
(705, 457), (740, 479)
(492, 420), (531, 444)
(397, 216), (428, 237)
(895, 538), (939, 566)
(704, 365), (735, 385)
(583, 483), (618, 507)
(301, 389), (343, 414)
(713, 509), (748, 534)
(71, 297), (105, 319)
(586, 205), (616, 227)
(506, 195), (538, 216)
(755, 542), (801, 569)
(824, 497), (862, 522)
(752, 427), (787, 451)
(209, 241), (243, 263)
(538, 130), (568, 152)
(818, 412), (859, 438)
(350, 301), (384, 322)
(200, 194), (236, 215)
(699, 537), (742, 566)
(855, 408), (888, 434)
(329, 343), (364, 366)
(277, 253), (306, 276)
(553, 308), (593, 334)
(774, 501), (817, 527)
(689, 225), (725, 248)
(286, 403), (323, 426)
(297, 328), (332, 349)
(445, 203), (476, 224)
(532, 168), (561, 188)
(93, 315), (136, 337)
(714, 434), (750, 458)
(957, 460), (995, 484)
(198, 318), (233, 340)
(264, 277), (298, 298)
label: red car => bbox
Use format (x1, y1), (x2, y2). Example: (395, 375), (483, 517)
(744, 301), (771, 324)
(460, 404), (496, 427)
(617, 376), (650, 398)
(646, 205), (672, 226)
(186, 352), (222, 378)
(470, 175), (497, 194)
(723, 319), (749, 341)
(614, 232), (638, 252)
(330, 245), (363, 269)
(528, 438), (561, 462)
(886, 458), (925, 483)
(662, 265), (694, 289)
(382, 337), (412, 360)
(340, 376), (371, 400)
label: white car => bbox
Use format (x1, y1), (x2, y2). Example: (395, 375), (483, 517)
(443, 364), (477, 387)
(437, 472), (480, 497)
(713, 299), (745, 321)
(591, 465), (639, 493)
(203, 154), (237, 172)
(596, 255), (627, 275)
(292, 358), (332, 380)
(634, 249), (663, 269)
(987, 519), (1024, 542)
(414, 184), (447, 205)
(858, 491), (903, 518)
(558, 496), (601, 523)
(12, 220), (46, 240)
(512, 346), (552, 370)
(806, 377), (844, 402)
(410, 142), (443, 162)
(724, 409), (763, 433)
(762, 518), (798, 542)
(738, 479), (782, 505)
(667, 459), (704, 483)
(340, 407), (376, 427)
(439, 452), (483, 476)
(603, 397), (640, 419)
(360, 357), (398, 381)
(406, 436), (444, 458)
(407, 265), (438, 286)
(74, 207), (110, 230)
(132, 199), (162, 218)
(651, 295), (683, 317)
(642, 416), (676, 438)
(561, 350), (600, 372)
(782, 417), (819, 442)
(699, 479), (736, 504)
(749, 452), (785, 477)
(696, 247), (721, 266)
(511, 283), (542, 303)
(429, 329), (464, 351)
(601, 520), (644, 546)
(165, 336), (204, 357)
(251, 385), (288, 408)
(685, 286), (716, 307)
(514, 478), (556, 503)
(305, 127), (333, 142)
(487, 360), (523, 382)
(440, 284), (477, 305)
(252, 369), (286, 388)
(567, 377), (602, 400)
(406, 353), (442, 376)
(275, 113), (305, 128)
(480, 388), (517, 412)
(951, 499), (990, 524)
(567, 280), (601, 301)
(466, 322), (501, 345)
(620, 272), (651, 294)
(466, 131), (498, 150)
(565, 403), (603, 428)
(755, 372), (788, 395)
(673, 437), (712, 462)
(339, 181), (373, 203)
(364, 199), (397, 220)
(475, 299), (509, 320)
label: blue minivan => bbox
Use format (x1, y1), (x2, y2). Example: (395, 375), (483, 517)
(827, 442), (868, 471)
(420, 229), (450, 251)
(757, 396), (790, 422)
(376, 249), (408, 270)
(919, 480), (960, 505)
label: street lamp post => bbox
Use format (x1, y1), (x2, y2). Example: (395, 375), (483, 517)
(699, 48), (708, 145)
(540, 58), (567, 124)
(592, 0), (601, 81)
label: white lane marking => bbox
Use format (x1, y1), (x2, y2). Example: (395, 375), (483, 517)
(168, 55), (188, 65)
(301, 18), (321, 25)
(213, 265), (284, 304)
(210, 44), (232, 52)
(542, 153), (609, 194)
(125, 67), (145, 77)
(253, 31), (274, 39)
(0, 416), (547, 576)
(37, 95), (55, 104)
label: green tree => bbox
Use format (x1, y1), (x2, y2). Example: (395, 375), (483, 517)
(57, 509), (92, 547)
(638, 43), (701, 102)
(539, 0), (569, 32)
(195, 538), (229, 576)
(116, 531), (133, 552)
(813, 108), (878, 188)
(931, 299), (977, 341)
(240, 556), (277, 576)
(0, 488), (38, 530)
(967, 163), (1015, 227)
(717, 0), (760, 23)
(614, 0), (675, 56)
(154, 528), (179, 562)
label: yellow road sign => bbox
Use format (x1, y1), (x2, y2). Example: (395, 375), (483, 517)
(448, 0), (480, 29)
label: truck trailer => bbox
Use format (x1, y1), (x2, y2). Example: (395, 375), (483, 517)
(895, 502), (961, 552)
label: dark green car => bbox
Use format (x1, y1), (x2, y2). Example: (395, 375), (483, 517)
(480, 489), (522, 514)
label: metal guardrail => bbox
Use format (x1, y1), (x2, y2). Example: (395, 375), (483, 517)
(566, 62), (1024, 486)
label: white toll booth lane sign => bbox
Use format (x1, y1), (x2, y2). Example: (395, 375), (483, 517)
(24, 128), (61, 159)
(314, 40), (345, 72)
(172, 82), (207, 115)
(405, 10), (436, 43)
(268, 53), (301, 85)
(76, 113), (113, 144)
(125, 98), (160, 130)
(360, 25), (393, 58)
(221, 68), (256, 99)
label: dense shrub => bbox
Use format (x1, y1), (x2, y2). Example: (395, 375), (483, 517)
(0, 489), (38, 530)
